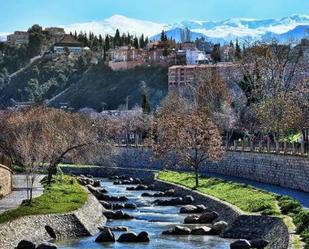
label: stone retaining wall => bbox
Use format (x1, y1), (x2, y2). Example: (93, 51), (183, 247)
(0, 164), (12, 198)
(206, 152), (309, 193)
(113, 148), (309, 193)
(0, 192), (105, 249)
(155, 178), (290, 249)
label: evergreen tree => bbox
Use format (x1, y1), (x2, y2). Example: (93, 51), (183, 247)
(235, 39), (242, 60)
(105, 35), (110, 51)
(133, 36), (139, 49)
(114, 29), (121, 47)
(160, 30), (167, 42)
(139, 34), (145, 48)
(141, 94), (151, 114)
(28, 24), (44, 57)
(211, 44), (221, 63)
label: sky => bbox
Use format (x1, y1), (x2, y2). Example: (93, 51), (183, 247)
(1, 0), (309, 32)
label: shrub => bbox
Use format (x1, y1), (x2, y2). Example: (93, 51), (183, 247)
(277, 195), (302, 215)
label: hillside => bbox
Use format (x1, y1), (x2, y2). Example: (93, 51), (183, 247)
(0, 54), (91, 106)
(0, 50), (168, 110)
(49, 64), (168, 111)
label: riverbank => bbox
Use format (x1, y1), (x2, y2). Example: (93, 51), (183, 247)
(157, 171), (308, 249)
(0, 175), (105, 249)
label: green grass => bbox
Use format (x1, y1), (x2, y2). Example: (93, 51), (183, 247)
(158, 171), (280, 215)
(0, 175), (87, 224)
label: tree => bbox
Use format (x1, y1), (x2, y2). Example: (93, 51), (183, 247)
(153, 107), (224, 188)
(0, 107), (111, 188)
(235, 39), (242, 60)
(105, 35), (110, 51)
(240, 41), (307, 150)
(141, 94), (151, 114)
(133, 36), (139, 49)
(28, 24), (44, 57)
(160, 30), (168, 42)
(114, 29), (121, 47)
(211, 44), (221, 63)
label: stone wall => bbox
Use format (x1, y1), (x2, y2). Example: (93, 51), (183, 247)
(0, 192), (106, 249)
(205, 152), (309, 193)
(112, 148), (309, 193)
(0, 164), (12, 198)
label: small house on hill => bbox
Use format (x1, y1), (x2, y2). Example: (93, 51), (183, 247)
(53, 35), (84, 54)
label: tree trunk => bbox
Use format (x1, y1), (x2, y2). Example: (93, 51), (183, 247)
(194, 166), (199, 188)
(47, 163), (58, 185)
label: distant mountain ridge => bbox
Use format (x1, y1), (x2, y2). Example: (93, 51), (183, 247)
(1, 14), (309, 43)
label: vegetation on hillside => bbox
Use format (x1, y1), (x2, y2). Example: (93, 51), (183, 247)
(49, 64), (168, 111)
(0, 175), (87, 224)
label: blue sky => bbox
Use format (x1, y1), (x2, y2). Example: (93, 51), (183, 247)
(1, 0), (309, 32)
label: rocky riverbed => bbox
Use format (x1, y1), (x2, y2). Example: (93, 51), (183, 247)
(57, 176), (234, 249)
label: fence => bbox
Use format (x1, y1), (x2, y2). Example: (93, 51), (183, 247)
(227, 139), (309, 157)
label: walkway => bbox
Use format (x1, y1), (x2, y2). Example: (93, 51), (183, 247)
(203, 172), (309, 208)
(0, 174), (45, 214)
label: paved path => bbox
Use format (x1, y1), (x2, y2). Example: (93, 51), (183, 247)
(0, 174), (45, 214)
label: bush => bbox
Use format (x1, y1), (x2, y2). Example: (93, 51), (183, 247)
(277, 195), (302, 214)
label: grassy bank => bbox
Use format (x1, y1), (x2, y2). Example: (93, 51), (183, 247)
(158, 170), (309, 248)
(158, 171), (280, 214)
(0, 175), (87, 224)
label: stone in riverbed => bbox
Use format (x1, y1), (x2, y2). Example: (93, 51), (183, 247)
(183, 195), (194, 204)
(124, 203), (137, 209)
(110, 226), (129, 231)
(211, 221), (228, 234)
(162, 226), (191, 235)
(180, 205), (198, 213)
(230, 239), (251, 249)
(137, 231), (150, 242)
(45, 225), (56, 239)
(100, 201), (112, 209)
(180, 204), (209, 214)
(117, 232), (138, 242)
(16, 240), (36, 249)
(184, 214), (200, 224)
(36, 242), (58, 249)
(198, 211), (219, 223)
(249, 239), (269, 248)
(95, 228), (115, 243)
(191, 226), (212, 235)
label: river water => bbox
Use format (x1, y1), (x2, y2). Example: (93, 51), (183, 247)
(57, 179), (232, 249)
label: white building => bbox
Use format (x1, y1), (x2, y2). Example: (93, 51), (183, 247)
(186, 49), (208, 65)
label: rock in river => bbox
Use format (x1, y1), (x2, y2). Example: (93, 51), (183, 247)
(95, 227), (115, 243)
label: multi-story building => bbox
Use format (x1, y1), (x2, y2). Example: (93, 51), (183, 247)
(168, 63), (241, 92)
(107, 46), (145, 70)
(7, 31), (29, 46)
(186, 49), (209, 65)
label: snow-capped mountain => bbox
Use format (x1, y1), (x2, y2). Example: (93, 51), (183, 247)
(0, 32), (9, 42)
(63, 15), (167, 38)
(2, 14), (308, 43)
(61, 14), (309, 43)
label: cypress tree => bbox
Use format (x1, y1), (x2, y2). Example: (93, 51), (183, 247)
(142, 94), (151, 114)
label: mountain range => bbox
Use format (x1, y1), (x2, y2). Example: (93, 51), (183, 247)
(62, 14), (309, 43)
(1, 14), (309, 44)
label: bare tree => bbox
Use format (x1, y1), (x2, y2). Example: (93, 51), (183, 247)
(153, 106), (224, 188)
(0, 107), (111, 191)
